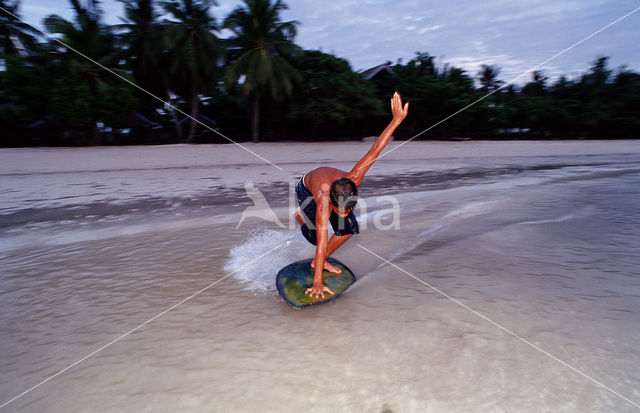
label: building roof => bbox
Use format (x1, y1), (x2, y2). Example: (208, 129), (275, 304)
(360, 63), (395, 80)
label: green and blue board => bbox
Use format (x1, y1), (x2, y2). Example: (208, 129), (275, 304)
(276, 258), (356, 309)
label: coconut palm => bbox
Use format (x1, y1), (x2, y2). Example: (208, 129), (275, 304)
(44, 0), (119, 145)
(116, 0), (164, 105)
(477, 64), (503, 92)
(224, 0), (299, 142)
(161, 0), (220, 142)
(0, 0), (39, 56)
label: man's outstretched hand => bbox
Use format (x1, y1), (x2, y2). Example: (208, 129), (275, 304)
(391, 91), (409, 123)
(305, 283), (335, 300)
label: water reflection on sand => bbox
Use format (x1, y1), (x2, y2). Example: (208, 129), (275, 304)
(1, 143), (639, 412)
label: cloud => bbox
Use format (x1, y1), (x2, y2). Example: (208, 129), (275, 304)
(21, 0), (124, 26)
(284, 0), (637, 79)
(418, 25), (442, 34)
(19, 0), (640, 83)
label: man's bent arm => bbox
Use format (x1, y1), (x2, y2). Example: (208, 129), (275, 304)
(348, 92), (408, 185)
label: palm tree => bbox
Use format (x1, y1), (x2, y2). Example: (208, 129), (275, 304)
(0, 0), (39, 56)
(161, 0), (220, 142)
(522, 70), (547, 96)
(44, 0), (119, 145)
(116, 0), (163, 107)
(116, 0), (186, 139)
(224, 0), (299, 142)
(477, 64), (503, 92)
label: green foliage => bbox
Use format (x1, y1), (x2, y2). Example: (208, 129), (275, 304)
(1, 0), (639, 146)
(224, 0), (300, 141)
(115, 0), (165, 113)
(0, 0), (39, 56)
(224, 0), (299, 99)
(367, 52), (480, 137)
(477, 64), (503, 92)
(286, 50), (382, 130)
(609, 69), (640, 136)
(0, 54), (40, 123)
(161, 0), (221, 141)
(161, 0), (219, 91)
(41, 0), (134, 144)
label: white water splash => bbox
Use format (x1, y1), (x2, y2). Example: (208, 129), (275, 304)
(518, 214), (574, 225)
(224, 229), (309, 292)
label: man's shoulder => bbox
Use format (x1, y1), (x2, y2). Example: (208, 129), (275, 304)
(309, 182), (330, 211)
(307, 167), (349, 183)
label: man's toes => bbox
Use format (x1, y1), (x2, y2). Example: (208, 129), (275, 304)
(324, 263), (342, 274)
(311, 261), (342, 274)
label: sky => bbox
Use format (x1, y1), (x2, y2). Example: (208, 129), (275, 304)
(17, 0), (640, 85)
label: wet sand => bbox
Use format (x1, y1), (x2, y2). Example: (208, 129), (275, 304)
(1, 140), (640, 412)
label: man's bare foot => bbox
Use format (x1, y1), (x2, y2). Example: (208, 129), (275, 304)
(311, 259), (342, 275)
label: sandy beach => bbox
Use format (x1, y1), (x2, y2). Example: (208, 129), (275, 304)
(2, 139), (639, 173)
(1, 140), (640, 412)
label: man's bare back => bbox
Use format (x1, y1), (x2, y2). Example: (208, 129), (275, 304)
(294, 167), (351, 273)
(294, 92), (409, 300)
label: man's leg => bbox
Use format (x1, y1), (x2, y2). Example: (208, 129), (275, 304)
(311, 233), (352, 274)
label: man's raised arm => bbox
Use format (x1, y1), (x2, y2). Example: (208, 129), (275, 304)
(347, 92), (409, 186)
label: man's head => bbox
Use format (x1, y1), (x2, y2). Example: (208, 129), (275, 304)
(330, 178), (358, 217)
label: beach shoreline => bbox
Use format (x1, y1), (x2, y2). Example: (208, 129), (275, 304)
(1, 140), (639, 175)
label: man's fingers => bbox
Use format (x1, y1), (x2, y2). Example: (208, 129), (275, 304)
(391, 92), (406, 116)
(303, 286), (335, 300)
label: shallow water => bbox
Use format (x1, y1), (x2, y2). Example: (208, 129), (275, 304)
(1, 146), (639, 412)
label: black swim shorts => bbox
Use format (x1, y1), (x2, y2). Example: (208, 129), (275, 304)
(296, 176), (359, 246)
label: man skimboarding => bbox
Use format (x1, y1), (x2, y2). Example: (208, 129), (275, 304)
(293, 92), (409, 299)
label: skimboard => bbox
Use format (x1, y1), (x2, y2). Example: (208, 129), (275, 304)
(276, 257), (355, 309)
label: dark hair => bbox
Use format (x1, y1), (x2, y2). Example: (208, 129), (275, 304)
(330, 178), (358, 209)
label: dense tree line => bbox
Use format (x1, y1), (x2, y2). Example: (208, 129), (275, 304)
(1, 0), (638, 147)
